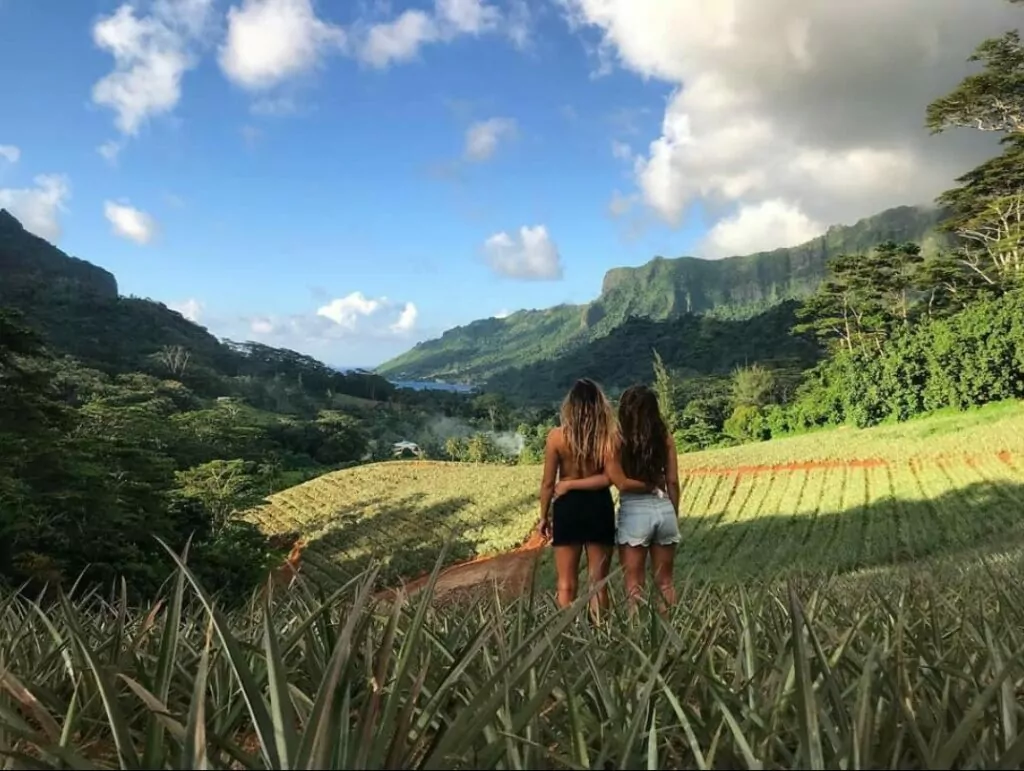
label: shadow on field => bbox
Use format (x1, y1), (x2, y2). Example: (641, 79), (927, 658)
(302, 490), (536, 588)
(675, 479), (1024, 583)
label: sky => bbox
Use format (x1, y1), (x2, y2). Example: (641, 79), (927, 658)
(0, 0), (1020, 368)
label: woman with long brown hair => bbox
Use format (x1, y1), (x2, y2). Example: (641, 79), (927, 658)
(557, 384), (680, 609)
(538, 378), (631, 617)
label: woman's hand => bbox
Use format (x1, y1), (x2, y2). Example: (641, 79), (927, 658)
(554, 479), (574, 498)
(539, 516), (552, 541)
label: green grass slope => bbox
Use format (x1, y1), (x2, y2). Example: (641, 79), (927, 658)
(378, 205), (948, 383)
(249, 401), (1024, 590)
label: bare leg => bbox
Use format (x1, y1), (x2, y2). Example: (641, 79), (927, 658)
(618, 545), (648, 612)
(585, 543), (613, 622)
(650, 543), (677, 612)
(554, 545), (582, 608)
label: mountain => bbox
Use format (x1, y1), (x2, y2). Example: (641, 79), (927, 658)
(377, 205), (950, 384)
(0, 209), (393, 404)
(486, 301), (821, 403)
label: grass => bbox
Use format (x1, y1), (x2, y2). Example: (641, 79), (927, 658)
(248, 401), (1024, 590)
(6, 548), (1024, 768)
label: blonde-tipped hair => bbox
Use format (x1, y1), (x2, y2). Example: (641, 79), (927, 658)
(560, 378), (617, 474)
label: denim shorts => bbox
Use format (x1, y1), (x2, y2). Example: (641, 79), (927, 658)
(616, 493), (680, 548)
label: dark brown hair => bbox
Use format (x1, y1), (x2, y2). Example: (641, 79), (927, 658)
(618, 385), (669, 486)
(560, 378), (616, 475)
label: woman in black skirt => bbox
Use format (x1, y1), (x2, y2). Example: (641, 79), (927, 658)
(538, 378), (645, 618)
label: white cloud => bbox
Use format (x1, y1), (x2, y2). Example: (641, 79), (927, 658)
(243, 291), (418, 349)
(560, 0), (1021, 255)
(464, 117), (517, 161)
(104, 200), (158, 245)
(0, 145), (20, 164)
(702, 200), (824, 258)
(169, 298), (204, 322)
(97, 140), (124, 164)
(356, 0), (516, 68)
(483, 225), (563, 280)
(219, 0), (346, 90)
(0, 174), (70, 242)
(494, 308), (512, 319)
(317, 291), (382, 328)
(611, 139), (633, 162)
(390, 302), (418, 333)
(91, 1), (213, 135)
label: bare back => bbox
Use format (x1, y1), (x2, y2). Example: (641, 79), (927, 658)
(549, 426), (603, 480)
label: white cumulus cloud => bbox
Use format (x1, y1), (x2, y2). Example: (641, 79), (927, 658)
(703, 199), (824, 258)
(0, 145), (20, 164)
(356, 0), (516, 68)
(104, 200), (158, 245)
(483, 225), (564, 280)
(219, 0), (346, 90)
(560, 0), (1022, 255)
(91, 0), (213, 136)
(242, 291), (419, 352)
(0, 174), (70, 242)
(464, 117), (517, 161)
(169, 298), (204, 322)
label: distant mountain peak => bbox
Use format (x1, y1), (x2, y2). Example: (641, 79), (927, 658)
(0, 209), (24, 231)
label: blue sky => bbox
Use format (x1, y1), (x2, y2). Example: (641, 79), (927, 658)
(0, 0), (1018, 367)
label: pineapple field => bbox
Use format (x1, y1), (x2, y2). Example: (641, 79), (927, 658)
(247, 401), (1024, 591)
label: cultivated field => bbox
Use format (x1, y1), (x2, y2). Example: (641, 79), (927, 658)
(248, 401), (1024, 590)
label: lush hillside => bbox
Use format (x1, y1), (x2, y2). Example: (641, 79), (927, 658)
(378, 205), (949, 384)
(0, 208), (394, 403)
(486, 300), (820, 403)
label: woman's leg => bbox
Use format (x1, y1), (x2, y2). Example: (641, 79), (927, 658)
(584, 543), (613, 621)
(553, 545), (582, 608)
(618, 545), (648, 611)
(650, 543), (677, 611)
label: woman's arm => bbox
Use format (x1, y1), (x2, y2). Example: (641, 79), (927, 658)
(603, 445), (651, 493)
(538, 430), (559, 538)
(555, 473), (610, 498)
(665, 434), (681, 514)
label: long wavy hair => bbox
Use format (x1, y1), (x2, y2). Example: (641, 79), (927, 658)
(560, 378), (617, 475)
(618, 385), (669, 486)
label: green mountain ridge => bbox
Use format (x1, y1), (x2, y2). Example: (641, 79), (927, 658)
(0, 208), (394, 404)
(376, 205), (950, 383)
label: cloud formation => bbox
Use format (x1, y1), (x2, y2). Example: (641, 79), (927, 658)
(483, 225), (564, 280)
(464, 117), (517, 161)
(0, 174), (70, 242)
(169, 298), (204, 322)
(560, 0), (1022, 256)
(0, 145), (20, 164)
(219, 0), (346, 90)
(355, 0), (520, 68)
(104, 200), (158, 244)
(91, 0), (213, 135)
(241, 291), (419, 355)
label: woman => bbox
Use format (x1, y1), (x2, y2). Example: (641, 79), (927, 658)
(538, 378), (623, 617)
(557, 385), (680, 609)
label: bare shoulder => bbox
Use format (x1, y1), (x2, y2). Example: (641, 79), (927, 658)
(546, 426), (563, 448)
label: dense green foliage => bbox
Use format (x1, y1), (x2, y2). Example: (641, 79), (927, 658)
(486, 300), (819, 404)
(0, 210), (537, 600)
(377, 206), (947, 386)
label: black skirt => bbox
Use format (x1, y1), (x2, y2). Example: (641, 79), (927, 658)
(551, 488), (616, 546)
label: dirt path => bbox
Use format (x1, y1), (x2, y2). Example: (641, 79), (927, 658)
(377, 532), (547, 603)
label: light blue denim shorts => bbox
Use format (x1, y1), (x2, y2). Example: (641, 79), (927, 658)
(616, 492), (680, 548)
